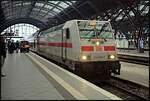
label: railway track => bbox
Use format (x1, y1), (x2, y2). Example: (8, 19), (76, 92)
(94, 76), (149, 100)
(118, 54), (149, 66)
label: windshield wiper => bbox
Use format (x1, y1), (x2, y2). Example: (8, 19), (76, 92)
(97, 23), (109, 42)
(93, 26), (99, 39)
(97, 24), (107, 36)
(103, 37), (107, 42)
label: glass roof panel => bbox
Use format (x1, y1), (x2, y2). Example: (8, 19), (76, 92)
(33, 8), (40, 12)
(115, 15), (123, 21)
(48, 12), (55, 16)
(71, 1), (76, 3)
(13, 2), (22, 4)
(118, 9), (123, 13)
(49, 1), (59, 4)
(23, 2), (31, 6)
(129, 11), (134, 16)
(53, 8), (61, 13)
(13, 1), (22, 3)
(59, 2), (69, 8)
(48, 13), (54, 17)
(41, 9), (48, 14)
(1, 1), (9, 6)
(142, 6), (149, 14)
(1, 1), (9, 4)
(35, 2), (44, 7)
(139, 5), (144, 10)
(30, 11), (37, 15)
(14, 3), (22, 6)
(65, 1), (72, 5)
(112, 14), (118, 18)
(144, 1), (149, 3)
(1, 2), (10, 8)
(44, 4), (53, 9)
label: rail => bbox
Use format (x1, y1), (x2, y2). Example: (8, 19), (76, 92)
(95, 76), (149, 100)
(118, 54), (149, 66)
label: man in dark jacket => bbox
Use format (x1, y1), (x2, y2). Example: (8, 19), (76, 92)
(15, 40), (20, 53)
(0, 34), (7, 77)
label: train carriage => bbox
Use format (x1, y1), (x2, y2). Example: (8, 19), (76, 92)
(29, 20), (121, 80)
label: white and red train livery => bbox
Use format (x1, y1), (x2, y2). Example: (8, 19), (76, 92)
(28, 20), (121, 80)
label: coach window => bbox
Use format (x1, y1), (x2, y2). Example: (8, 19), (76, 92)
(66, 28), (70, 39)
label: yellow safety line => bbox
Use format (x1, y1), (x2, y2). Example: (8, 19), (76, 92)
(26, 53), (88, 100)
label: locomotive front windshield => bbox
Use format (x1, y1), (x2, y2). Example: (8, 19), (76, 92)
(78, 21), (113, 39)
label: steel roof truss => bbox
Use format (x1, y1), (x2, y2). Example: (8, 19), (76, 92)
(26, 1), (36, 17)
(36, 1), (48, 17)
(19, 0), (24, 17)
(64, 1), (84, 18)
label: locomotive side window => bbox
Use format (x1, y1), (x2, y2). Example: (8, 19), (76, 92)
(66, 28), (70, 39)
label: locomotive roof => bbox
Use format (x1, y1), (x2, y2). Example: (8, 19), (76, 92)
(39, 19), (111, 36)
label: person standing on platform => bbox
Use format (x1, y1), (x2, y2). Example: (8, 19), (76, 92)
(7, 40), (12, 54)
(15, 40), (20, 53)
(11, 41), (16, 53)
(8, 40), (15, 54)
(0, 34), (7, 77)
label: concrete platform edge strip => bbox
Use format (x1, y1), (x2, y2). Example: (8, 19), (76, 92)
(26, 53), (88, 100)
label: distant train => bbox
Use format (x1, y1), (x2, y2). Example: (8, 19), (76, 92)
(28, 20), (121, 80)
(20, 40), (30, 52)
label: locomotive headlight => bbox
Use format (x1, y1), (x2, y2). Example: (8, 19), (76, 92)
(82, 55), (87, 60)
(79, 55), (90, 61)
(96, 41), (100, 46)
(108, 54), (115, 59)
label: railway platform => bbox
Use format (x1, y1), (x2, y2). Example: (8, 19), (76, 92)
(1, 52), (121, 100)
(117, 49), (149, 58)
(114, 61), (149, 87)
(115, 48), (149, 87)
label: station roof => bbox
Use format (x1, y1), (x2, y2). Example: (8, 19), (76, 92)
(0, 0), (149, 36)
(0, 1), (78, 31)
(0, 0), (127, 31)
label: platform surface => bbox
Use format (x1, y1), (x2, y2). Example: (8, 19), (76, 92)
(116, 49), (149, 87)
(1, 52), (121, 100)
(115, 61), (149, 87)
(118, 49), (149, 57)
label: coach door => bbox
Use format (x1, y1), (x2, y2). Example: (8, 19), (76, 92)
(61, 28), (70, 61)
(37, 36), (40, 52)
(34, 37), (38, 51)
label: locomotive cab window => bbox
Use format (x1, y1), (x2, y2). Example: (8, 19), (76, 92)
(78, 21), (113, 39)
(66, 28), (70, 39)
